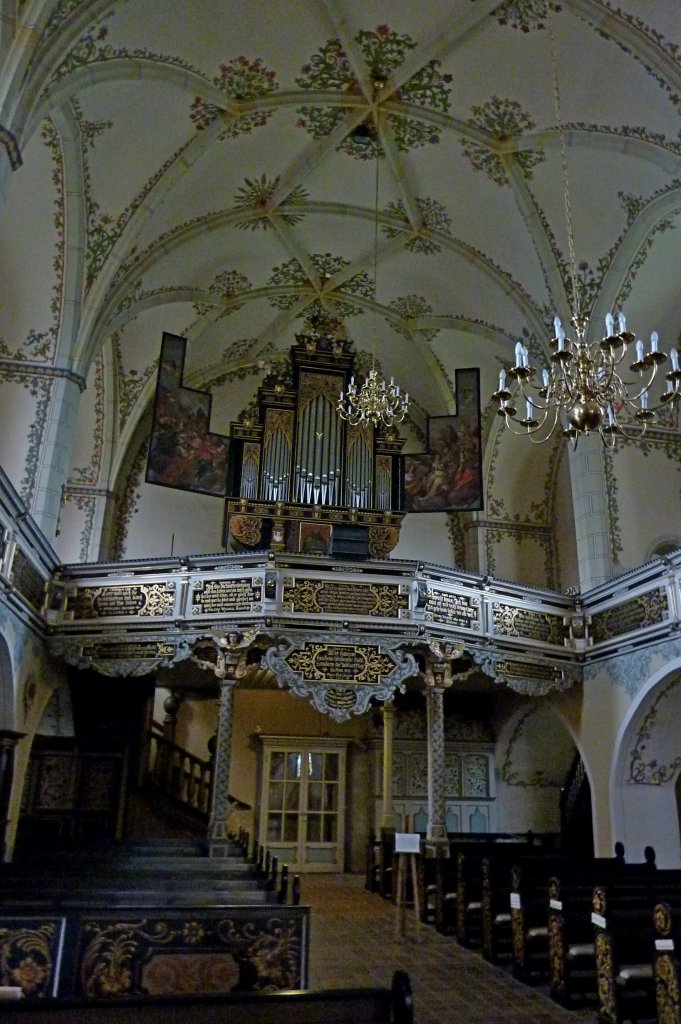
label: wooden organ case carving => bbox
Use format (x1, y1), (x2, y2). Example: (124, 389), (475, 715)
(225, 317), (406, 558)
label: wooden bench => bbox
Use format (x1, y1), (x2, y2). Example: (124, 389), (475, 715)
(427, 834), (558, 940)
(0, 970), (414, 1023)
(0, 902), (310, 999)
(653, 900), (681, 1024)
(592, 881), (681, 1024)
(546, 862), (656, 1007)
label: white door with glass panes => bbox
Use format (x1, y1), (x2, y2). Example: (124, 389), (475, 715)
(258, 737), (347, 872)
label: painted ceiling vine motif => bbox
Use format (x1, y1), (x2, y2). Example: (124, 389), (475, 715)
(593, 5), (681, 116)
(389, 294), (439, 344)
(267, 254), (373, 317)
(193, 269), (252, 317)
(494, 0), (562, 33)
(112, 332), (158, 432)
(82, 132), (194, 294)
(628, 674), (681, 784)
(43, 0), (102, 41)
(462, 96), (545, 185)
(49, 19), (204, 86)
(220, 338), (259, 364)
(69, 351), (105, 485)
(381, 197), (452, 254)
(295, 25), (452, 159)
(0, 119), (65, 364)
(189, 56), (279, 137)
(233, 175), (308, 230)
(527, 165), (679, 318)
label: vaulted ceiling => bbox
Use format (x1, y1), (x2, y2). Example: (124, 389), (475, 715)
(1, 0), (680, 498)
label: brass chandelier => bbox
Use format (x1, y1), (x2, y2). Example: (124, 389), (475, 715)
(491, 22), (681, 447)
(338, 83), (409, 430)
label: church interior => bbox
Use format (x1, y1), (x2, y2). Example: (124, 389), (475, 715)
(0, 1), (681, 1020)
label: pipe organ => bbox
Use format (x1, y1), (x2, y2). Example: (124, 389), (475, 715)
(225, 316), (405, 557)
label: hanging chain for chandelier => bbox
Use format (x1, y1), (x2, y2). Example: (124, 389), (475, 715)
(337, 82), (409, 429)
(491, 18), (681, 447)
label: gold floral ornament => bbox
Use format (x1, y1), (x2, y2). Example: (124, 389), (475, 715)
(0, 923), (56, 997)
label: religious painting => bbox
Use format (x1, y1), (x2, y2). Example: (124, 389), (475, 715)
(403, 368), (483, 512)
(146, 332), (230, 497)
(299, 521), (332, 555)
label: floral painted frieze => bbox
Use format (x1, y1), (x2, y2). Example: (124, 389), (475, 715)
(591, 6), (681, 116)
(296, 25), (452, 159)
(628, 675), (681, 784)
(462, 96), (545, 185)
(193, 269), (252, 317)
(0, 120), (65, 363)
(494, 0), (562, 33)
(389, 294), (439, 344)
(190, 56), (279, 137)
(267, 254), (372, 318)
(70, 350), (105, 484)
(233, 175), (308, 231)
(381, 196), (452, 254)
(50, 20), (203, 86)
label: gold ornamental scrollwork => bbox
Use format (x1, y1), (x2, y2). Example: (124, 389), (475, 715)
(492, 603), (566, 646)
(229, 514), (263, 547)
(282, 579), (407, 618)
(65, 582), (176, 620)
(590, 587), (669, 644)
(285, 643), (395, 684)
(655, 953), (680, 1024)
(138, 583), (176, 617)
(80, 919), (178, 996)
(0, 921), (60, 997)
(368, 526), (400, 558)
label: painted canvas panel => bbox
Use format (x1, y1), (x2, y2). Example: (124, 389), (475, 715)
(146, 333), (229, 497)
(403, 368), (483, 512)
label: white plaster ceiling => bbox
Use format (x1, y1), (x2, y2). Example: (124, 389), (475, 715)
(3, 0), (681, 469)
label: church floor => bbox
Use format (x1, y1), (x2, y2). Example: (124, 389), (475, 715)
(303, 873), (601, 1024)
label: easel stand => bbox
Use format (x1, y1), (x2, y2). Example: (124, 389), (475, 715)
(393, 851), (421, 942)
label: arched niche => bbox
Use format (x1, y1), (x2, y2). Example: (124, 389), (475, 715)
(0, 633), (14, 732)
(495, 702), (578, 837)
(612, 667), (681, 867)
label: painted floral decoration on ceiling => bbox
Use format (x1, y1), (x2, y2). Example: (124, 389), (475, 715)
(381, 196), (452, 254)
(389, 294), (439, 343)
(268, 254), (373, 318)
(462, 96), (544, 185)
(295, 25), (452, 159)
(495, 0), (562, 33)
(233, 175), (309, 230)
(190, 56), (279, 137)
(193, 269), (252, 316)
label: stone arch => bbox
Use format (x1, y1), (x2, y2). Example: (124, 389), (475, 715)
(611, 660), (681, 868)
(0, 632), (14, 731)
(646, 537), (681, 561)
(495, 702), (578, 835)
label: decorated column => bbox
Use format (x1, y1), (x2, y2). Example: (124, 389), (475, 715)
(209, 677), (238, 853)
(426, 659), (450, 846)
(380, 702), (396, 831)
(190, 630), (252, 857)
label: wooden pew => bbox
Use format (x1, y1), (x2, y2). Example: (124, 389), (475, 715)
(0, 902), (310, 999)
(548, 862), (681, 1009)
(427, 833), (559, 939)
(653, 900), (681, 1024)
(591, 879), (681, 1024)
(0, 970), (414, 1023)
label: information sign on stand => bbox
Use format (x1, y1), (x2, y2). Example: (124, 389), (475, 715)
(394, 833), (421, 941)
